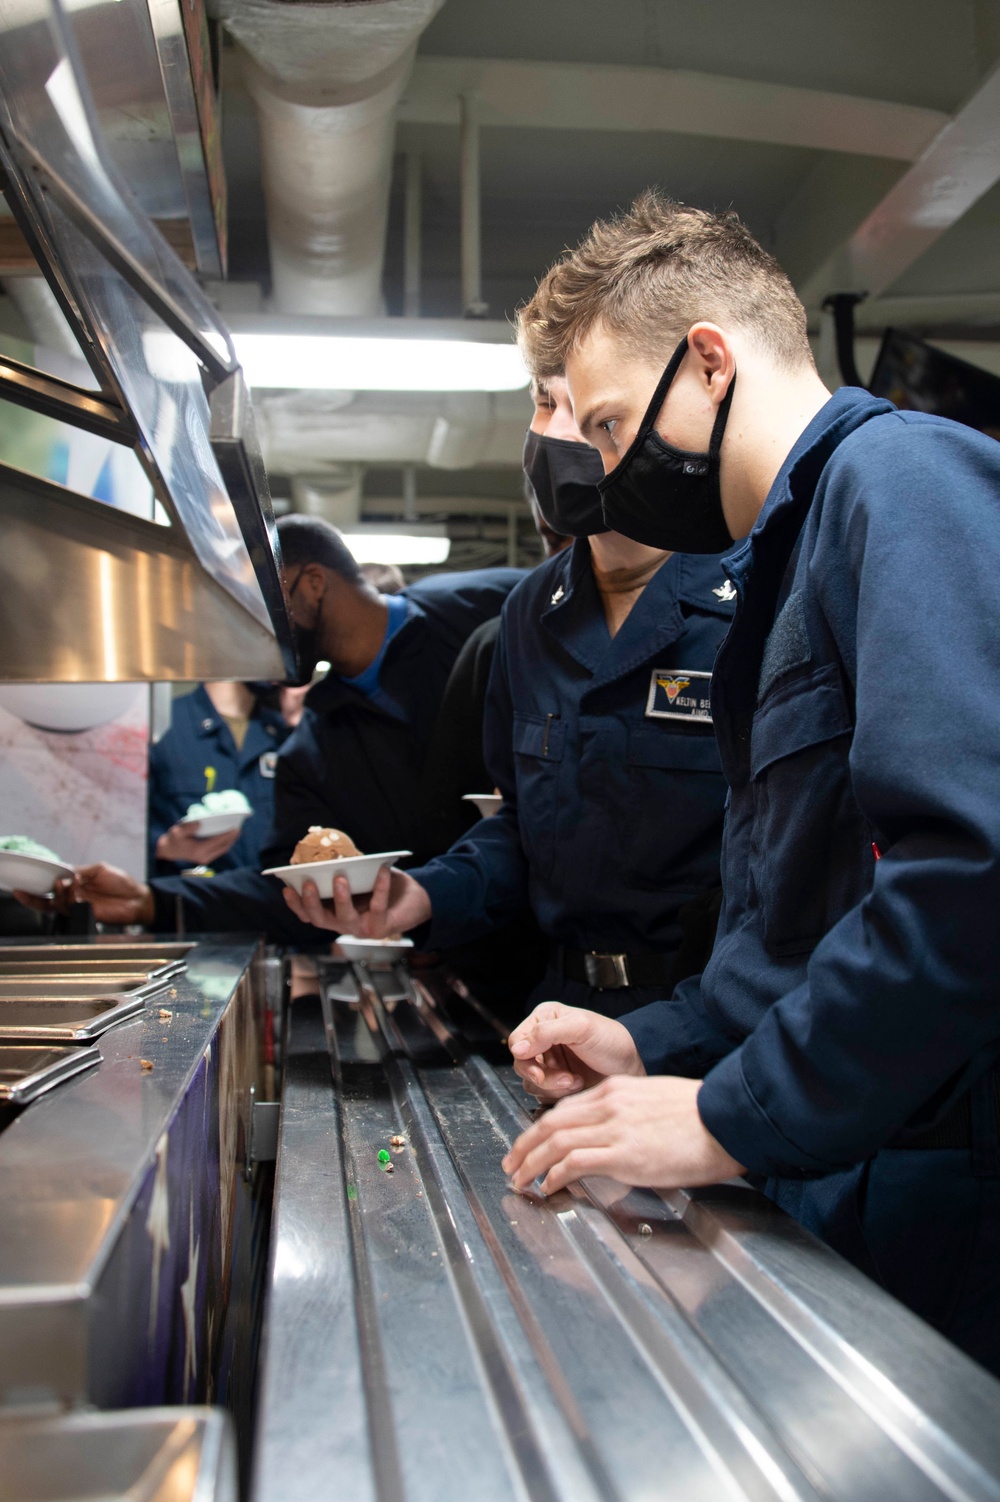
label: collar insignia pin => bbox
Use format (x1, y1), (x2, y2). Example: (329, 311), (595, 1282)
(713, 580), (737, 602)
(550, 586), (565, 605)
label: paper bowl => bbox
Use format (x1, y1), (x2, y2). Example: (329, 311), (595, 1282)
(461, 793), (503, 818)
(334, 936), (414, 965)
(179, 810), (251, 837)
(263, 850), (411, 899)
(0, 850), (76, 897)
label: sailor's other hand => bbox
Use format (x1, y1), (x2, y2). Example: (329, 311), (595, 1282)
(15, 863), (156, 926)
(282, 864), (432, 937)
(156, 822), (240, 865)
(502, 1076), (744, 1196)
(508, 1003), (644, 1102)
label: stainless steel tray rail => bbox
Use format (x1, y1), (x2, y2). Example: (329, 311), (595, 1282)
(253, 964), (1000, 1502)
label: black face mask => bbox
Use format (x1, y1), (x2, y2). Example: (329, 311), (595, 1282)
(598, 336), (736, 554)
(287, 626), (318, 687)
(285, 570), (321, 686)
(523, 428), (608, 538)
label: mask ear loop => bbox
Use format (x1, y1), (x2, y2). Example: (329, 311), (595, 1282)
(597, 334), (697, 494)
(635, 335), (692, 443)
(707, 365), (737, 460)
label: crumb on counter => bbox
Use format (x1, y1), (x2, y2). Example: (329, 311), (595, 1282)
(140, 1059), (154, 1072)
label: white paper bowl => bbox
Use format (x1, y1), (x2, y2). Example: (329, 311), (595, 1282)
(0, 850), (75, 897)
(462, 793), (503, 818)
(179, 810), (251, 837)
(263, 850), (411, 899)
(335, 936), (414, 965)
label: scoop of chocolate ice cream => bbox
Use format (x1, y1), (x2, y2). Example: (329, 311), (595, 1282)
(289, 826), (362, 864)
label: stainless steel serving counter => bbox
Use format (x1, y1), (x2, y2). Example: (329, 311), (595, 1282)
(0, 936), (266, 1428)
(254, 959), (1000, 1502)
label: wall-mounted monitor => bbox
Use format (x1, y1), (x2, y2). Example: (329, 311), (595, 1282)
(869, 328), (1000, 441)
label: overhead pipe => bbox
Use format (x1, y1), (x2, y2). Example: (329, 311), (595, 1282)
(213, 0), (446, 316)
(403, 150), (422, 318)
(402, 464), (418, 521)
(459, 93), (488, 318)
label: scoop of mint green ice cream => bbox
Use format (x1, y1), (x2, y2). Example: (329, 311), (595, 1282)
(0, 835), (64, 863)
(185, 790), (253, 821)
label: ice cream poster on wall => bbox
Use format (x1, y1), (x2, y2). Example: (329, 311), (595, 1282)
(0, 684), (149, 877)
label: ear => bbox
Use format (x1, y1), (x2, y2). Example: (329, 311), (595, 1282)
(298, 562), (328, 607)
(686, 323), (735, 403)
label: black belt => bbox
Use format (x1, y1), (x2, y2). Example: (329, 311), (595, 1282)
(553, 944), (676, 992)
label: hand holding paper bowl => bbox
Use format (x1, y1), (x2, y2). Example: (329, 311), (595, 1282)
(270, 826), (431, 936)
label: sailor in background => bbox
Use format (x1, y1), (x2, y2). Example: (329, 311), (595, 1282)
(148, 681), (290, 876)
(31, 515), (523, 939)
(287, 373), (734, 1017)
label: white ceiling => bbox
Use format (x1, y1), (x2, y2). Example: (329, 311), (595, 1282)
(214, 0), (1000, 559)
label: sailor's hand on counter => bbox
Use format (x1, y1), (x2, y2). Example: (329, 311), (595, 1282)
(156, 822), (240, 865)
(282, 863), (432, 937)
(502, 1076), (744, 1196)
(508, 1003), (645, 1102)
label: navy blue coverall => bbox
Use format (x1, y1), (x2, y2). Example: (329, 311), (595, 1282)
(621, 389), (1000, 1371)
(148, 685), (289, 876)
(148, 569), (523, 938)
(409, 539), (735, 1016)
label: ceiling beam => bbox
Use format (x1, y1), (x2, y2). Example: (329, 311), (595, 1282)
(794, 60), (1000, 307)
(399, 56), (947, 161)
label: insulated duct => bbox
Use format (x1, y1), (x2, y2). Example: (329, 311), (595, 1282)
(213, 0), (446, 315)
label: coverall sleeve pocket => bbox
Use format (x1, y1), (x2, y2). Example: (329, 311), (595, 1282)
(622, 728), (728, 892)
(512, 714), (565, 878)
(750, 667), (869, 956)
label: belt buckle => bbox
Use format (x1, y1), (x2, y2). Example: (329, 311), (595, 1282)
(584, 951), (630, 990)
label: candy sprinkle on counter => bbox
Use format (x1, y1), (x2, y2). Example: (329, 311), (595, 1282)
(377, 1149), (391, 1164)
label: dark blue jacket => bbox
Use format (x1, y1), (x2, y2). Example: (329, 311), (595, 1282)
(412, 540), (734, 953)
(148, 685), (289, 876)
(150, 568), (524, 938)
(623, 389), (1000, 1178)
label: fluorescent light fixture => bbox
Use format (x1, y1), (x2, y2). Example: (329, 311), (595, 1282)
(343, 526), (452, 566)
(230, 333), (528, 393)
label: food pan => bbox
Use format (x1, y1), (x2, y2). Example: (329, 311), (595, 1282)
(0, 956), (185, 983)
(0, 940), (193, 965)
(0, 1406), (236, 1502)
(0, 1042), (101, 1105)
(0, 975), (164, 997)
(0, 993), (147, 1042)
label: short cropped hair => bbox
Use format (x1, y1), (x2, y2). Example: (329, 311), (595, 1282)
(359, 561), (406, 595)
(516, 189), (812, 378)
(276, 513), (363, 585)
